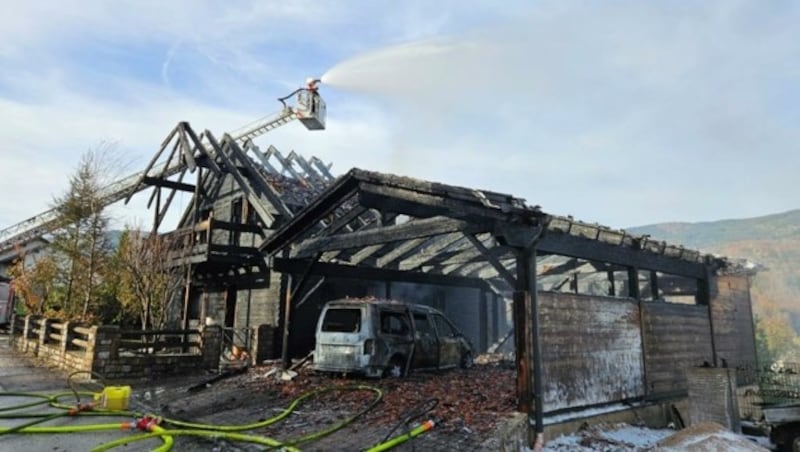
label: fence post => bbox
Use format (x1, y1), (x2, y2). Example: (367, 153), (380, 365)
(22, 315), (34, 353)
(8, 314), (20, 348)
(88, 325), (120, 376)
(201, 325), (222, 370)
(60, 321), (71, 359)
(38, 318), (52, 356)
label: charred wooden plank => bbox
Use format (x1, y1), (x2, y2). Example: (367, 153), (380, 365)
(464, 233), (516, 286)
(292, 217), (486, 257)
(142, 176), (196, 193)
(539, 232), (707, 278)
(375, 237), (428, 268)
(273, 257), (489, 289)
(358, 182), (513, 222)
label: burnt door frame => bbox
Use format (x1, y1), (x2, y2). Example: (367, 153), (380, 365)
(224, 285), (237, 329)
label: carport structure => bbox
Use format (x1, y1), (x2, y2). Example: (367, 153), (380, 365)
(260, 168), (734, 445)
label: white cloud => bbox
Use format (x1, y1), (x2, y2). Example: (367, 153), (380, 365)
(0, 0), (798, 234)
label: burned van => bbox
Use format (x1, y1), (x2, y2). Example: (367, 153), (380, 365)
(313, 299), (473, 378)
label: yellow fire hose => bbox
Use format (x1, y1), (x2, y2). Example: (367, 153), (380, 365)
(0, 384), (396, 451)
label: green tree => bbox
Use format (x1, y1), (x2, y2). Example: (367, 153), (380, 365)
(50, 146), (120, 321)
(755, 310), (797, 365)
(754, 315), (776, 366)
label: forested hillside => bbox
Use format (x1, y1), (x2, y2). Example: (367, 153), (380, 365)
(630, 209), (800, 363)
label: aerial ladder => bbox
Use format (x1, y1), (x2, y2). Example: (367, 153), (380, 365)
(0, 79), (326, 256)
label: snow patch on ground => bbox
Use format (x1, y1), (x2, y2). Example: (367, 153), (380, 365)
(545, 423), (674, 450)
(543, 422), (770, 451)
(602, 425), (674, 447)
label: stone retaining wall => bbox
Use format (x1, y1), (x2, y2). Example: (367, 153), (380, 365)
(9, 315), (222, 380)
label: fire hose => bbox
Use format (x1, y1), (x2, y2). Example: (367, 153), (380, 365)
(0, 381), (437, 451)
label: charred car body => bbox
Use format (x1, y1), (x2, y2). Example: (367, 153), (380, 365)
(313, 299), (473, 378)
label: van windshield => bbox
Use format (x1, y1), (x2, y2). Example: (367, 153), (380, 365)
(321, 308), (361, 333)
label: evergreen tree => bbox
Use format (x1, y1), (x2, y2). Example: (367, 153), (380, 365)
(50, 147), (117, 321)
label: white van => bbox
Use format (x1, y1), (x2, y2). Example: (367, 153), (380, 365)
(313, 299), (473, 378)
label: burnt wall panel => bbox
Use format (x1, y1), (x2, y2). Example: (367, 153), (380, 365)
(441, 287), (482, 352)
(205, 291), (226, 325)
(539, 293), (644, 411)
(642, 301), (713, 396)
(711, 274), (757, 370)
(235, 286), (279, 330)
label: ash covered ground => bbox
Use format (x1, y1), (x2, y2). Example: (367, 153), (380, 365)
(128, 357), (773, 451)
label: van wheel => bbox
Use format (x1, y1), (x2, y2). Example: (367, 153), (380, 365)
(384, 357), (406, 378)
(460, 351), (474, 369)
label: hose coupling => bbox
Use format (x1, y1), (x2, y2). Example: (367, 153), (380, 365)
(67, 402), (95, 416)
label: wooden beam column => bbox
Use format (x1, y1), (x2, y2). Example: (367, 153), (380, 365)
(492, 292), (500, 347)
(698, 267), (718, 366)
(513, 245), (544, 447)
(479, 289), (488, 352)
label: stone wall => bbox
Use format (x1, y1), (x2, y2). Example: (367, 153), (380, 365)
(686, 366), (741, 432)
(9, 315), (222, 381)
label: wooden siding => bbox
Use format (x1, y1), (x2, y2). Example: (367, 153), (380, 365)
(711, 274), (757, 370)
(235, 285), (279, 330)
(539, 293), (644, 411)
(641, 301), (713, 397)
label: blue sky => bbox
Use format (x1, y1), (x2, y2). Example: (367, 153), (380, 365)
(1, 0), (798, 232)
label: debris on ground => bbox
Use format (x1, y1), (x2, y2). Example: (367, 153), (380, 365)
(545, 421), (771, 451)
(249, 360), (517, 436)
(262, 367), (298, 381)
(657, 422), (769, 451)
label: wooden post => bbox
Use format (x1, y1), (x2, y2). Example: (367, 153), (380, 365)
(479, 289), (488, 352)
(607, 270), (616, 296)
(650, 271), (659, 300)
(628, 267), (640, 300)
(491, 292), (500, 346)
(699, 268), (718, 366)
(280, 273), (293, 369)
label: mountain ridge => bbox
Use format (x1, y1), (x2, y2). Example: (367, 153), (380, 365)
(629, 208), (800, 251)
(629, 208), (800, 342)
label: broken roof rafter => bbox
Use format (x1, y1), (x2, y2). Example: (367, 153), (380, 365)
(375, 237), (429, 268)
(260, 168), (543, 289)
(290, 216), (488, 258)
(399, 234), (470, 271)
(260, 167), (729, 293)
(459, 233), (516, 285)
(204, 132), (281, 226)
(273, 257), (490, 290)
(358, 183), (531, 224)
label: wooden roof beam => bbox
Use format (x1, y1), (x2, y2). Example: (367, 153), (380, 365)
(292, 216), (486, 258)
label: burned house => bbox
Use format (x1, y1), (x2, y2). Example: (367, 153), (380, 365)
(0, 83), (759, 444)
(129, 120), (757, 432)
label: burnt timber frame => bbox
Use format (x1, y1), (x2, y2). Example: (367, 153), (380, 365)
(260, 168), (728, 446)
(122, 121), (339, 334)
